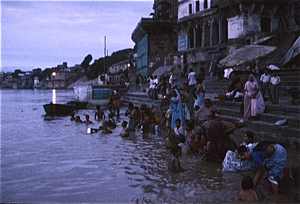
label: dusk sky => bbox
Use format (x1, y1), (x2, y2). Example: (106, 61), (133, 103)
(1, 0), (154, 72)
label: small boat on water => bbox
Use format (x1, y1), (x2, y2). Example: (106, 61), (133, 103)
(43, 103), (76, 116)
(66, 100), (88, 110)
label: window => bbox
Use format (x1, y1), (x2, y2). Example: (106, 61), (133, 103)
(204, 0), (208, 9)
(261, 17), (271, 33)
(196, 1), (200, 12)
(189, 3), (192, 14)
(157, 2), (171, 20)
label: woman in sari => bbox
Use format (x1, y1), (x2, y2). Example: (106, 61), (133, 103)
(170, 89), (184, 130)
(244, 74), (265, 119)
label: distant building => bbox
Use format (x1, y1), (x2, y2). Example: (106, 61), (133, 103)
(131, 0), (178, 78)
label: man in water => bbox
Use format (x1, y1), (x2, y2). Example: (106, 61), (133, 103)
(95, 105), (105, 121)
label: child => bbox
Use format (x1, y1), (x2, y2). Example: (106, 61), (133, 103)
(174, 118), (184, 143)
(260, 68), (272, 101)
(84, 115), (93, 125)
(75, 116), (83, 123)
(184, 120), (195, 152)
(94, 105), (105, 121)
(70, 114), (75, 121)
(236, 176), (259, 201)
(101, 121), (113, 134)
(120, 121), (130, 137)
(178, 133), (191, 155)
(270, 70), (281, 104)
(167, 145), (184, 173)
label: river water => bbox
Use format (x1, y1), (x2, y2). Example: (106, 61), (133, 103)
(1, 89), (297, 203)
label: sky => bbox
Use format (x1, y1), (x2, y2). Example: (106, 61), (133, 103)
(0, 0), (154, 72)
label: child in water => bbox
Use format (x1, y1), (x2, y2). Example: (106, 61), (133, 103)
(236, 176), (259, 201)
(120, 121), (130, 137)
(167, 145), (184, 173)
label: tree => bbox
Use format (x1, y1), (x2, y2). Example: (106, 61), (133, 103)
(81, 54), (93, 72)
(11, 69), (22, 78)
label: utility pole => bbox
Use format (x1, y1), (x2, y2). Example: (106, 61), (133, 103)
(104, 36), (106, 74)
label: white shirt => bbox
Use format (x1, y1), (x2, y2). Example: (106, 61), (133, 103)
(169, 74), (173, 85)
(270, 76), (281, 85)
(188, 72), (196, 86)
(149, 79), (155, 89)
(174, 126), (184, 136)
(154, 78), (159, 89)
(260, 73), (271, 83)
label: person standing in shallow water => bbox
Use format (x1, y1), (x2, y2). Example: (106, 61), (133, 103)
(168, 145), (184, 173)
(236, 176), (259, 201)
(95, 105), (105, 121)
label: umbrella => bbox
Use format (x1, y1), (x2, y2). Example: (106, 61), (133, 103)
(267, 64), (280, 70)
(280, 36), (300, 66)
(152, 65), (174, 77)
(219, 45), (277, 68)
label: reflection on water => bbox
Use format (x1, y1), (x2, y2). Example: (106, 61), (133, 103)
(52, 89), (56, 104)
(1, 89), (298, 203)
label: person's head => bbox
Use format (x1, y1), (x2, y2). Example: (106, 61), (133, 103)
(109, 113), (114, 118)
(184, 120), (194, 131)
(273, 70), (278, 76)
(171, 145), (182, 157)
(102, 120), (108, 127)
(175, 118), (181, 128)
(236, 119), (246, 129)
(249, 75), (254, 82)
(170, 90), (176, 97)
(241, 176), (254, 190)
(196, 77), (202, 84)
(96, 105), (100, 111)
(128, 102), (134, 109)
(204, 98), (213, 108)
(150, 75), (153, 79)
(237, 145), (250, 160)
(154, 75), (157, 79)
(189, 68), (193, 73)
(244, 131), (254, 144)
(86, 115), (90, 120)
(264, 68), (269, 74)
(71, 113), (75, 118)
(122, 121), (128, 128)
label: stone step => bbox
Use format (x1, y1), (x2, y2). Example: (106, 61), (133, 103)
(216, 100), (300, 114)
(217, 106), (300, 129)
(216, 114), (300, 150)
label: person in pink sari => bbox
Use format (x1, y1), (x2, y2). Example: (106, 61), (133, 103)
(244, 74), (265, 119)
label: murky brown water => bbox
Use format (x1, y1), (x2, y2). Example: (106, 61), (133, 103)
(1, 89), (298, 203)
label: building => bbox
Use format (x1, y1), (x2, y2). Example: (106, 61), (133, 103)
(175, 0), (222, 77)
(172, 0), (300, 78)
(131, 0), (178, 78)
(107, 60), (130, 86)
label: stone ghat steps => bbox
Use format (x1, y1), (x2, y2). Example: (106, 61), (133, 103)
(216, 114), (300, 150)
(217, 105), (300, 129)
(215, 107), (300, 140)
(217, 100), (300, 114)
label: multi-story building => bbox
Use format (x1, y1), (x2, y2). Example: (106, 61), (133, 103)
(131, 0), (178, 78)
(174, 0), (300, 77)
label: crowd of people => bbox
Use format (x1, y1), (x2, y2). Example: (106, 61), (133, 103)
(70, 65), (291, 201)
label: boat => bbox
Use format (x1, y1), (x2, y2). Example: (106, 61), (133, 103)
(43, 103), (76, 116)
(66, 100), (88, 109)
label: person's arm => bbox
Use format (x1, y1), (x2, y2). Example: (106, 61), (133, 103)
(253, 163), (265, 189)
